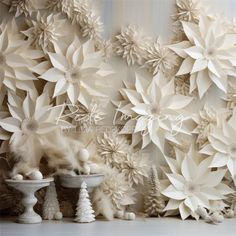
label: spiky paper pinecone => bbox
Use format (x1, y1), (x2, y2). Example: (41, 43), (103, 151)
(144, 166), (165, 217)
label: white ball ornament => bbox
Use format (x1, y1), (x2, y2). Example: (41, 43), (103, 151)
(12, 174), (23, 180)
(54, 212), (63, 220)
(78, 148), (90, 162)
(224, 209), (234, 218)
(83, 164), (90, 175)
(89, 163), (100, 174)
(124, 212), (136, 220)
(210, 212), (224, 224)
(27, 170), (43, 180)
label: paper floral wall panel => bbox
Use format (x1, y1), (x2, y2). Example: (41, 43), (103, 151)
(0, 0), (236, 223)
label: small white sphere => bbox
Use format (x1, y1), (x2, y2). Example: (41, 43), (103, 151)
(78, 148), (90, 162)
(12, 174), (23, 180)
(89, 163), (100, 174)
(115, 210), (124, 219)
(211, 212), (224, 223)
(54, 212), (63, 220)
(224, 209), (234, 218)
(27, 170), (43, 180)
(124, 212), (136, 221)
(82, 164), (90, 175)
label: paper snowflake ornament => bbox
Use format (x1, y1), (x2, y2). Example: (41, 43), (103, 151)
(75, 181), (95, 223)
(22, 13), (66, 53)
(169, 16), (236, 98)
(116, 72), (193, 151)
(40, 38), (112, 104)
(145, 38), (179, 77)
(162, 147), (233, 220)
(114, 25), (148, 66)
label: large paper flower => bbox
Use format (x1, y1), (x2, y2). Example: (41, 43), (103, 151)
(162, 147), (233, 220)
(115, 72), (193, 151)
(169, 16), (236, 98)
(0, 91), (64, 142)
(201, 111), (236, 180)
(22, 13), (66, 53)
(40, 38), (112, 104)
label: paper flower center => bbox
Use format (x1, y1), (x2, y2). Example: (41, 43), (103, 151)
(66, 67), (82, 83)
(184, 182), (199, 196)
(21, 118), (39, 134)
(149, 104), (160, 117)
(204, 48), (216, 60)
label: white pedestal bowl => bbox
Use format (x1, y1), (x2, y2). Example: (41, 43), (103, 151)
(5, 178), (54, 224)
(59, 174), (104, 192)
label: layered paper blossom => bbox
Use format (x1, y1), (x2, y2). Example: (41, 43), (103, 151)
(173, 0), (202, 23)
(0, 91), (64, 142)
(3, 0), (34, 17)
(174, 75), (191, 96)
(192, 105), (223, 148)
(96, 131), (131, 167)
(22, 13), (66, 53)
(115, 72), (193, 151)
(169, 16), (236, 98)
(201, 111), (236, 180)
(120, 152), (148, 186)
(114, 25), (148, 66)
(145, 39), (179, 77)
(40, 38), (112, 104)
(0, 21), (40, 95)
(162, 147), (233, 220)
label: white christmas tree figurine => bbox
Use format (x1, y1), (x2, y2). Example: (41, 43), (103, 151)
(74, 181), (95, 223)
(43, 182), (63, 220)
(144, 166), (165, 217)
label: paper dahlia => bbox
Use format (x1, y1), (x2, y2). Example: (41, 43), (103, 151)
(162, 147), (233, 220)
(169, 16), (236, 98)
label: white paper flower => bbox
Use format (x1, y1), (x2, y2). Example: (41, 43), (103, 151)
(162, 147), (233, 220)
(169, 16), (236, 98)
(114, 25), (148, 66)
(174, 0), (202, 24)
(116, 72), (193, 151)
(0, 91), (63, 142)
(0, 21), (39, 95)
(120, 152), (148, 186)
(22, 13), (66, 53)
(3, 0), (34, 17)
(40, 37), (112, 104)
(145, 39), (179, 77)
(96, 130), (131, 167)
(201, 112), (236, 180)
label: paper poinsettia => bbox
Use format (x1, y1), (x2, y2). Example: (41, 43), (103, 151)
(0, 91), (65, 143)
(200, 109), (236, 181)
(40, 37), (113, 104)
(162, 147), (233, 220)
(169, 16), (236, 98)
(115, 72), (193, 152)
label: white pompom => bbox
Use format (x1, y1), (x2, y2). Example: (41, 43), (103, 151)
(78, 149), (90, 162)
(82, 164), (90, 175)
(12, 174), (23, 180)
(89, 163), (100, 174)
(124, 212), (136, 220)
(54, 212), (63, 220)
(27, 170), (43, 180)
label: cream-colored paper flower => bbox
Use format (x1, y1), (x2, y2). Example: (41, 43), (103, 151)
(169, 16), (236, 98)
(0, 91), (63, 142)
(0, 21), (39, 95)
(162, 148), (233, 220)
(121, 152), (148, 186)
(174, 0), (202, 23)
(3, 0), (34, 17)
(40, 38), (112, 104)
(201, 112), (236, 180)
(145, 39), (179, 77)
(114, 25), (148, 66)
(116, 72), (193, 151)
(96, 131), (131, 167)
(22, 13), (66, 53)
